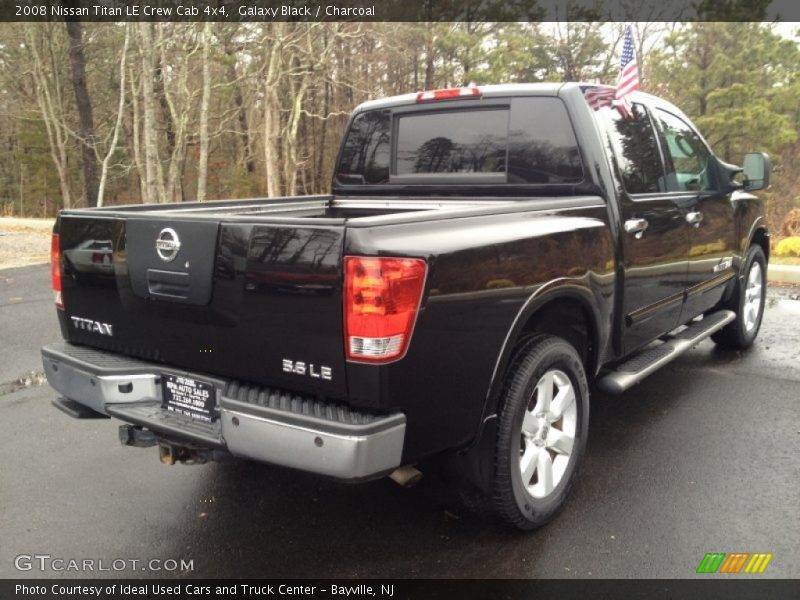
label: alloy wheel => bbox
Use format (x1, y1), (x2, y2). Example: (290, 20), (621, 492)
(518, 369), (577, 499)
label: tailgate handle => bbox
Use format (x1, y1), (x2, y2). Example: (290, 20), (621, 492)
(147, 269), (190, 300)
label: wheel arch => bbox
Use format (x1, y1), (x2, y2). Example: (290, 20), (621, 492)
(744, 215), (770, 264)
(451, 284), (600, 496)
(482, 282), (602, 422)
(750, 225), (770, 264)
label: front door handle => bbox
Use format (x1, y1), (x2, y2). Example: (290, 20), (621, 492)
(686, 211), (704, 227)
(624, 218), (649, 239)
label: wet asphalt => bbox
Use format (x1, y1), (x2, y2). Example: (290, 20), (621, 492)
(0, 264), (798, 579)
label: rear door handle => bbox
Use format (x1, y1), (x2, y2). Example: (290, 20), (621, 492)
(624, 218), (649, 239)
(686, 211), (704, 227)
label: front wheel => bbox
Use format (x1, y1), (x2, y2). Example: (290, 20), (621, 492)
(492, 335), (590, 530)
(712, 245), (767, 348)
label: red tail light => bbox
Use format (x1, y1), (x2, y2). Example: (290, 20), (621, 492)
(51, 233), (63, 309)
(344, 257), (427, 363)
(416, 87), (481, 103)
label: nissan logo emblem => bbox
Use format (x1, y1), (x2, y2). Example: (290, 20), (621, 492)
(155, 228), (181, 262)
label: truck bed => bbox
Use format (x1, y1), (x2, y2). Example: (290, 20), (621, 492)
(62, 194), (514, 223)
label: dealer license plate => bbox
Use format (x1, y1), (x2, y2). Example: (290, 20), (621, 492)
(161, 374), (217, 422)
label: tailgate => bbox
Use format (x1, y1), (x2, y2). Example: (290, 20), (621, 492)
(57, 214), (348, 398)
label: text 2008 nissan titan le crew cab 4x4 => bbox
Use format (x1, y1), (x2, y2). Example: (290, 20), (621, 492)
(42, 83), (771, 529)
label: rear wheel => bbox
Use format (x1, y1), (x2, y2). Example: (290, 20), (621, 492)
(712, 245), (767, 348)
(491, 335), (589, 530)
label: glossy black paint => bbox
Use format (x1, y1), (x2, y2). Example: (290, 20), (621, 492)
(343, 202), (615, 458)
(585, 89), (766, 358)
(52, 83), (768, 465)
(126, 218), (219, 305)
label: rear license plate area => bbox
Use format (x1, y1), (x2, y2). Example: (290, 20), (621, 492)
(161, 374), (217, 422)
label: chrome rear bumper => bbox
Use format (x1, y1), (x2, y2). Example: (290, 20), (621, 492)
(41, 342), (406, 480)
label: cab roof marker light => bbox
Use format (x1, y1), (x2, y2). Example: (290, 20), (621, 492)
(415, 87), (482, 103)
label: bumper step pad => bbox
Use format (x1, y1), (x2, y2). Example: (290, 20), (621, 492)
(223, 381), (386, 429)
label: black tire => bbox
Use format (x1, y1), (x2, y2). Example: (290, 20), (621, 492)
(491, 335), (590, 530)
(712, 245), (767, 349)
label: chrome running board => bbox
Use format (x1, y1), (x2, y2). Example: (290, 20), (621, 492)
(597, 310), (736, 395)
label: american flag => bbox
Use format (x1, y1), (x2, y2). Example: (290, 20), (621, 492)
(584, 86), (615, 111)
(615, 25), (639, 112)
(585, 25), (639, 117)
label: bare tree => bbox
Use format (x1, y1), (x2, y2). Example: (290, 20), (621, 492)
(96, 25), (130, 207)
(24, 24), (73, 209)
(221, 25), (256, 175)
(65, 19), (99, 207)
(157, 24), (202, 203)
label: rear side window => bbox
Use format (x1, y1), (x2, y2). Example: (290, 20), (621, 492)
(337, 111), (390, 184)
(508, 97), (583, 183)
(596, 103), (666, 194)
(336, 97), (584, 186)
(396, 109), (508, 175)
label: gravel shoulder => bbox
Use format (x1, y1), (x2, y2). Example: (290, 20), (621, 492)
(0, 218), (54, 270)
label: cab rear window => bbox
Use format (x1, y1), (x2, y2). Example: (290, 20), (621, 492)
(396, 109), (508, 175)
(336, 97), (584, 186)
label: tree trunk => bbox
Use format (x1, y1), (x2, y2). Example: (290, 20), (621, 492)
(223, 35), (254, 174)
(263, 92), (281, 198)
(65, 20), (99, 208)
(262, 30), (283, 198)
(154, 52), (176, 157)
(128, 65), (146, 199)
(316, 79), (330, 189)
(138, 23), (163, 203)
(424, 24), (435, 89)
(196, 22), (212, 202)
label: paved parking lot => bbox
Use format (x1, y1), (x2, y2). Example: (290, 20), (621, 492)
(1, 264), (798, 579)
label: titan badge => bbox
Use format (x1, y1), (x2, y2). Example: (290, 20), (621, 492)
(70, 316), (114, 336)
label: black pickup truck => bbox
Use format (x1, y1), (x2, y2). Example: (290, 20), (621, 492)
(42, 83), (771, 529)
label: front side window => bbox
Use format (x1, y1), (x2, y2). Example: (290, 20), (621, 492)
(595, 103), (666, 194)
(654, 109), (715, 192)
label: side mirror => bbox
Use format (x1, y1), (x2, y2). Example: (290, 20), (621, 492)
(712, 156), (743, 194)
(743, 152), (771, 191)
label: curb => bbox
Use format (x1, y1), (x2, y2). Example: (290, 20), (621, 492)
(768, 263), (800, 285)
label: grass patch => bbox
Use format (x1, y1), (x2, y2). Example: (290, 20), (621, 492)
(770, 256), (800, 266)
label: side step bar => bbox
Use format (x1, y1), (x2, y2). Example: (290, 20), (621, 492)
(597, 310), (736, 395)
